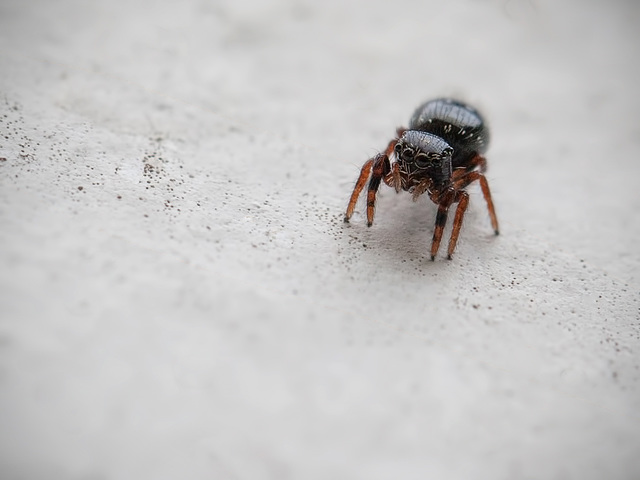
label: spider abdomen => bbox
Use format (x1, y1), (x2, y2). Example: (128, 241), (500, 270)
(409, 98), (489, 169)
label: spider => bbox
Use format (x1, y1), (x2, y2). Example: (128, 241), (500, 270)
(344, 98), (499, 260)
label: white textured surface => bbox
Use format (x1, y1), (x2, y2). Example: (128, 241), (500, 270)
(1, 1), (639, 479)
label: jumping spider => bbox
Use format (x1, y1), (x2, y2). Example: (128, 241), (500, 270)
(344, 98), (499, 260)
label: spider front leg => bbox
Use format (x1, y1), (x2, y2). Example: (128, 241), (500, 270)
(431, 204), (449, 260)
(344, 158), (374, 222)
(430, 197), (453, 260)
(453, 171), (499, 234)
(344, 153), (391, 225)
(365, 153), (391, 226)
(430, 188), (470, 260)
(344, 130), (405, 223)
(447, 190), (470, 259)
(466, 153), (488, 173)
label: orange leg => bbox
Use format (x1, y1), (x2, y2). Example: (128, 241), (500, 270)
(453, 171), (499, 235)
(365, 154), (390, 226)
(451, 155), (487, 182)
(345, 128), (406, 223)
(430, 202), (450, 260)
(447, 190), (470, 259)
(344, 158), (374, 222)
(467, 153), (487, 173)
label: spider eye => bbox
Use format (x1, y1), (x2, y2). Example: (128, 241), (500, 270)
(401, 147), (414, 161)
(394, 143), (402, 154)
(414, 153), (430, 168)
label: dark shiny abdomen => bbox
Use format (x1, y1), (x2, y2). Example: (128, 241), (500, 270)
(408, 98), (489, 169)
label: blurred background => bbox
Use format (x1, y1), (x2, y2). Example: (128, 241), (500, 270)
(1, 1), (639, 479)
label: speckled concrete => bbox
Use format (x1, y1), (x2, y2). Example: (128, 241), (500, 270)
(1, 1), (639, 479)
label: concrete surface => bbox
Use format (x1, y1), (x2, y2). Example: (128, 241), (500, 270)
(1, 0), (639, 479)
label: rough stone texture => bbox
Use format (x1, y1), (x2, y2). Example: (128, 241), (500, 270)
(1, 1), (639, 479)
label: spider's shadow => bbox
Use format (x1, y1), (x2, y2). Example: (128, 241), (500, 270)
(349, 189), (489, 267)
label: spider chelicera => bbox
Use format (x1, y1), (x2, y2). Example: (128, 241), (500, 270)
(344, 98), (499, 260)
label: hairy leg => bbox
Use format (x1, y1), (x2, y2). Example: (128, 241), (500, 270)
(447, 190), (470, 259)
(344, 158), (374, 222)
(453, 171), (499, 234)
(366, 154), (390, 226)
(430, 202), (450, 260)
(345, 129), (406, 222)
(467, 153), (487, 173)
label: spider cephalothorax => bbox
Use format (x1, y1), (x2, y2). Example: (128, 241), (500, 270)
(394, 131), (453, 191)
(344, 98), (499, 260)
